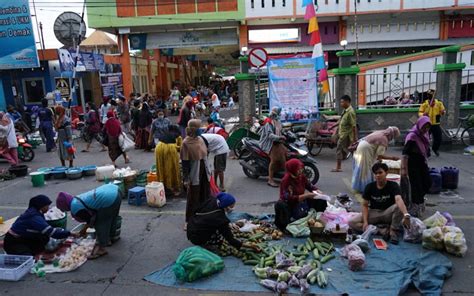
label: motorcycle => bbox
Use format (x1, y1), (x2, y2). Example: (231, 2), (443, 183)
(238, 130), (320, 185)
(1, 134), (35, 162)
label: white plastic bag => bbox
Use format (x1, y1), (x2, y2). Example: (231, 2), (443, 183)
(341, 243), (366, 271)
(403, 217), (426, 243)
(239, 222), (260, 233)
(119, 132), (135, 152)
(441, 226), (463, 234)
(423, 211), (447, 228)
(443, 231), (467, 257)
(422, 227), (444, 250)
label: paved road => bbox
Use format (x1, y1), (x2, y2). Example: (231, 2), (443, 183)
(0, 126), (473, 295)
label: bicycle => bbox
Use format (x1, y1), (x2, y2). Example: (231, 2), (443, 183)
(440, 115), (474, 146)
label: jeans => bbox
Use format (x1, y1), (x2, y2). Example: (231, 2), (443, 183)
(40, 121), (56, 151)
(348, 204), (403, 233)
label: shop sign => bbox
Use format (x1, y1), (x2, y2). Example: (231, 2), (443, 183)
(54, 78), (70, 98)
(268, 57), (319, 122)
(0, 0), (39, 69)
(249, 28), (300, 44)
(58, 49), (105, 72)
(100, 73), (123, 97)
(129, 29), (238, 50)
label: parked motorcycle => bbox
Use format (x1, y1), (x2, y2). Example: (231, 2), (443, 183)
(1, 134), (35, 163)
(238, 130), (320, 185)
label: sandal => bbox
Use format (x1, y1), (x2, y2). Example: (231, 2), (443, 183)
(267, 182), (279, 188)
(331, 169), (343, 172)
(81, 149), (89, 152)
(88, 250), (108, 260)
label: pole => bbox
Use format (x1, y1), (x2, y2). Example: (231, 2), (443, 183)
(257, 67), (261, 115)
(69, 0), (87, 111)
(353, 0), (360, 65)
(32, 0), (45, 62)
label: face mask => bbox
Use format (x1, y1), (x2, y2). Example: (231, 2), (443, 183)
(158, 115), (164, 119)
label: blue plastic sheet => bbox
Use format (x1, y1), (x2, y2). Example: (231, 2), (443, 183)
(145, 240), (452, 295)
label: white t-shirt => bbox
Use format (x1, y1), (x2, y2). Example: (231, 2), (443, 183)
(201, 133), (229, 155)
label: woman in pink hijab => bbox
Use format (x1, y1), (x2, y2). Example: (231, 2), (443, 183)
(352, 126), (401, 193)
(0, 112), (19, 165)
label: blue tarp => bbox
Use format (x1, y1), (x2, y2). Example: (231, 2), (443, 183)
(145, 240), (452, 295)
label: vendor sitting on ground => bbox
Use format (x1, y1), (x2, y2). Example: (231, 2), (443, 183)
(348, 162), (411, 244)
(56, 183), (122, 259)
(187, 192), (258, 251)
(4, 195), (74, 256)
(274, 159), (327, 231)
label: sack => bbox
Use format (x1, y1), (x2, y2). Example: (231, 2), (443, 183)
(348, 140), (360, 152)
(119, 132), (135, 152)
(209, 175), (220, 197)
(422, 226), (444, 250)
(403, 217), (426, 243)
(444, 231), (467, 257)
(423, 211), (447, 228)
(360, 224), (378, 241)
(173, 246), (224, 282)
(341, 243), (366, 271)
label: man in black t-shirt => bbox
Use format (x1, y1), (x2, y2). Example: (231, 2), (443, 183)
(349, 162), (411, 244)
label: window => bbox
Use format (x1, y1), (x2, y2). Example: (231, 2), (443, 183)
(408, 63), (412, 78)
(272, 0), (275, 7)
(314, 0), (318, 5)
(262, 0), (264, 8)
(251, 0), (254, 8)
(334, 25), (337, 34)
(470, 51), (474, 66)
(383, 67), (387, 83)
(22, 78), (45, 103)
(459, 52), (463, 63)
(282, 0), (285, 6)
(325, 0), (328, 4)
(336, 0), (339, 3)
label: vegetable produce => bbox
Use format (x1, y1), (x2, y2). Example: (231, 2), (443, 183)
(288, 275), (300, 287)
(260, 279), (278, 292)
(295, 264), (313, 279)
(316, 270), (328, 288)
(299, 278), (310, 293)
(276, 281), (289, 293)
(321, 254), (335, 264)
(277, 271), (291, 282)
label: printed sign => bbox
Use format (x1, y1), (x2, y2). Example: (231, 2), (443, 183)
(54, 78), (70, 98)
(268, 57), (319, 122)
(100, 73), (123, 97)
(0, 1), (39, 69)
(249, 48), (268, 69)
(129, 29), (238, 49)
(58, 49), (105, 72)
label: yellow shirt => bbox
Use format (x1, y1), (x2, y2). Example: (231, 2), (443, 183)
(418, 100), (445, 125)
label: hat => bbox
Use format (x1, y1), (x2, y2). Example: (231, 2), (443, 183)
(216, 193), (236, 209)
(56, 192), (74, 212)
(29, 195), (52, 210)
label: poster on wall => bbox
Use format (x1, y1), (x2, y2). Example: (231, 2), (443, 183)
(58, 49), (105, 72)
(0, 1), (39, 69)
(54, 78), (70, 98)
(268, 57), (318, 122)
(100, 73), (123, 97)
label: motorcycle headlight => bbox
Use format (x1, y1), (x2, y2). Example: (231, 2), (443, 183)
(294, 146), (308, 156)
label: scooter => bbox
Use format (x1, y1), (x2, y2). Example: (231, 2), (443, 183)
(238, 130), (320, 185)
(0, 134), (35, 162)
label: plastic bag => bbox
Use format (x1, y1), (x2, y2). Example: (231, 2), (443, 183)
(422, 227), (444, 250)
(239, 222), (259, 233)
(341, 243), (366, 271)
(442, 226), (463, 234)
(321, 205), (357, 232)
(441, 212), (456, 226)
(360, 224), (377, 241)
(352, 238), (370, 253)
(209, 176), (220, 197)
(444, 231), (468, 257)
(403, 217), (426, 243)
(286, 209), (317, 237)
(173, 246), (224, 282)
(423, 211), (447, 228)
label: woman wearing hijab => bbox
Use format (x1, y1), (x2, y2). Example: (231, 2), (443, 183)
(180, 119), (210, 228)
(0, 112), (19, 166)
(178, 97), (194, 138)
(259, 107), (287, 187)
(104, 111), (129, 166)
(55, 105), (75, 167)
(155, 124), (182, 197)
(56, 183), (122, 259)
(352, 126), (401, 193)
(135, 102), (153, 151)
(274, 159), (327, 231)
(187, 192), (259, 251)
(4, 195), (73, 255)
(401, 116), (432, 217)
(37, 99), (56, 152)
(82, 102), (106, 153)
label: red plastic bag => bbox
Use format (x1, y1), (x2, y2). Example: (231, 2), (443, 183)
(209, 175), (220, 197)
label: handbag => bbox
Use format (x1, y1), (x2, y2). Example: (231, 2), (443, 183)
(119, 132), (135, 152)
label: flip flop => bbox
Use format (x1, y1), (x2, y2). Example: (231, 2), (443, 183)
(267, 182), (279, 188)
(88, 251), (108, 260)
(81, 150), (89, 152)
(330, 169), (343, 172)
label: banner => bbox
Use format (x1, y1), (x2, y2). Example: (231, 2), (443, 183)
(268, 57), (318, 122)
(58, 49), (105, 72)
(129, 29), (238, 50)
(0, 1), (39, 69)
(100, 73), (123, 97)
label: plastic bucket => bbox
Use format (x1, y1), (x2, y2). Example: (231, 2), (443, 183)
(30, 172), (45, 187)
(46, 213), (67, 229)
(147, 172), (158, 183)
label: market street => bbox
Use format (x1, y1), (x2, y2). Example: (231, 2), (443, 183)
(0, 134), (473, 295)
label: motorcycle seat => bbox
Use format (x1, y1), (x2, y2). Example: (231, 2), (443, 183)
(244, 138), (268, 156)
